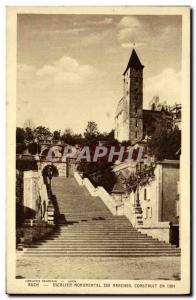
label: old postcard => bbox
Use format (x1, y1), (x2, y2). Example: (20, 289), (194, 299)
(6, 6), (190, 294)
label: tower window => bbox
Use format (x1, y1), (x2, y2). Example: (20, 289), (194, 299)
(135, 132), (137, 138)
(135, 107), (137, 113)
(135, 119), (138, 127)
(144, 188), (147, 200)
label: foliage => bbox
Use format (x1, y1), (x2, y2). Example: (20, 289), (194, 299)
(123, 165), (156, 193)
(52, 130), (61, 141)
(97, 130), (115, 142)
(16, 159), (38, 171)
(16, 127), (26, 144)
(61, 128), (84, 145)
(27, 142), (41, 155)
(84, 121), (99, 143)
(77, 159), (117, 193)
(25, 127), (35, 142)
(148, 128), (181, 161)
(16, 143), (26, 154)
(34, 126), (51, 142)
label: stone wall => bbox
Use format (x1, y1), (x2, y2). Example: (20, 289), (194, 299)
(129, 68), (143, 144)
(23, 170), (51, 222)
(23, 171), (40, 216)
(111, 160), (180, 245)
(16, 221), (55, 245)
(162, 162), (179, 223)
(16, 170), (23, 205)
(40, 161), (67, 177)
(17, 170), (55, 247)
(115, 98), (129, 142)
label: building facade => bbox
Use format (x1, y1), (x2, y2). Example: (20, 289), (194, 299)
(111, 159), (180, 244)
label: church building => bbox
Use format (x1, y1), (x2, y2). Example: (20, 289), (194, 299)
(115, 49), (174, 144)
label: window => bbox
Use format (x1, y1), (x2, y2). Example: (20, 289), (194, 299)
(146, 207), (152, 219)
(135, 107), (137, 113)
(135, 132), (137, 138)
(144, 188), (147, 200)
(135, 119), (138, 127)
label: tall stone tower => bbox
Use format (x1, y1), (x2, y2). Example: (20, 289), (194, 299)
(123, 49), (144, 144)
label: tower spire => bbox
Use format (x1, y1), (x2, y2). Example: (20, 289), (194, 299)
(123, 48), (144, 75)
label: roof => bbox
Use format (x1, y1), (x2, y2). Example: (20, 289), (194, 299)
(143, 109), (173, 118)
(112, 180), (126, 194)
(157, 159), (180, 165)
(123, 49), (144, 75)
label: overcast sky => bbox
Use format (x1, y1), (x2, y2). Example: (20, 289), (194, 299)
(17, 14), (182, 133)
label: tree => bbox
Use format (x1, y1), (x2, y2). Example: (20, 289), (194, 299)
(77, 159), (117, 193)
(27, 142), (41, 155)
(34, 126), (51, 142)
(25, 127), (34, 143)
(123, 165), (155, 193)
(84, 121), (99, 143)
(16, 143), (26, 154)
(97, 129), (115, 141)
(148, 128), (181, 161)
(61, 128), (75, 145)
(52, 130), (61, 141)
(106, 129), (115, 141)
(16, 127), (25, 144)
(72, 134), (84, 145)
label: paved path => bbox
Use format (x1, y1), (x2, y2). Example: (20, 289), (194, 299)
(16, 255), (180, 280)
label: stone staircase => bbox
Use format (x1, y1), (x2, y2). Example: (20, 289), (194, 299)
(23, 177), (180, 257)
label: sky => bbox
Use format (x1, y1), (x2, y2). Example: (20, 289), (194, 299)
(17, 14), (182, 134)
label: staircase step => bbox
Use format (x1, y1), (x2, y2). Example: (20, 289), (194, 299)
(22, 177), (180, 258)
(24, 252), (180, 257)
(25, 246), (178, 251)
(26, 244), (176, 249)
(25, 250), (180, 255)
(41, 239), (161, 243)
(49, 232), (149, 236)
(27, 239), (171, 247)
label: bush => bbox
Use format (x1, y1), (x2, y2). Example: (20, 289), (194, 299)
(148, 128), (181, 161)
(77, 160), (116, 193)
(28, 142), (41, 155)
(16, 159), (38, 172)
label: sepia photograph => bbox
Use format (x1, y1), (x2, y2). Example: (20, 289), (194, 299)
(6, 6), (190, 294)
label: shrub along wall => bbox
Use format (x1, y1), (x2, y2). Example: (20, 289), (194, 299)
(16, 159), (38, 172)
